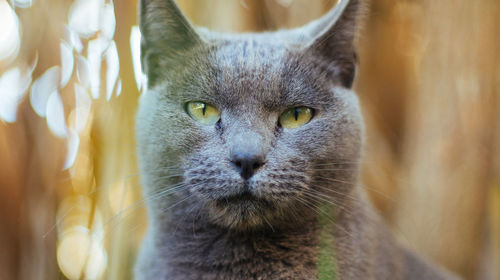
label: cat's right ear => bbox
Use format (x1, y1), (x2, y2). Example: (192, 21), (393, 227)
(297, 0), (365, 88)
(139, 0), (202, 86)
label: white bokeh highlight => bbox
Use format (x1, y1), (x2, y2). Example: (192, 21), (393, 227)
(30, 66), (60, 117)
(11, 0), (32, 8)
(0, 67), (32, 122)
(68, 0), (104, 38)
(60, 41), (75, 88)
(76, 56), (91, 88)
(0, 0), (21, 62)
(105, 41), (119, 101)
(114, 79), (122, 97)
(87, 38), (106, 99)
(130, 26), (147, 92)
(46, 91), (68, 138)
(101, 3), (115, 41)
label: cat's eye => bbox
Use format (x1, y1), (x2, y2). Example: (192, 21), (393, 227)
(185, 101), (221, 126)
(278, 107), (314, 129)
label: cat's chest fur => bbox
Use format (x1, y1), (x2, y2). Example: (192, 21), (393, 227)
(135, 192), (457, 280)
(137, 211), (320, 280)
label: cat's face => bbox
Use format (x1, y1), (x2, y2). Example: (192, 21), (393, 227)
(137, 0), (364, 230)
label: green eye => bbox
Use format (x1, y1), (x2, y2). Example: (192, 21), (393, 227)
(278, 107), (313, 129)
(185, 101), (221, 125)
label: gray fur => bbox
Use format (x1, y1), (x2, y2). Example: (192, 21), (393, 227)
(135, 0), (460, 279)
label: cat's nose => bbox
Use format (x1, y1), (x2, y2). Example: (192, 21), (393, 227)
(231, 152), (265, 180)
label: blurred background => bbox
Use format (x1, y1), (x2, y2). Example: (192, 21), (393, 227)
(0, 0), (499, 279)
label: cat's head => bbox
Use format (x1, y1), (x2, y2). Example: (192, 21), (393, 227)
(136, 0), (365, 230)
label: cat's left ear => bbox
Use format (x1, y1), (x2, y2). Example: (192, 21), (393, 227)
(301, 0), (365, 88)
(139, 0), (203, 86)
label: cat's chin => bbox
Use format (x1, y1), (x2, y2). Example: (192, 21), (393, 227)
(206, 193), (280, 231)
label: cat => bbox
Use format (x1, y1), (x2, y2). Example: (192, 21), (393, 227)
(134, 0), (460, 279)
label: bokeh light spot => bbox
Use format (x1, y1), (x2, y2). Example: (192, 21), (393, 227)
(30, 66), (60, 117)
(57, 227), (107, 280)
(60, 40), (75, 88)
(101, 3), (115, 40)
(12, 0), (32, 8)
(87, 38), (106, 99)
(0, 66), (32, 122)
(114, 79), (122, 97)
(105, 41), (119, 101)
(130, 26), (146, 92)
(0, 0), (21, 62)
(68, 0), (104, 38)
(76, 56), (91, 88)
(46, 91), (68, 138)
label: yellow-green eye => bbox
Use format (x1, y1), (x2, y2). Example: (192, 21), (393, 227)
(278, 106), (313, 129)
(185, 101), (221, 125)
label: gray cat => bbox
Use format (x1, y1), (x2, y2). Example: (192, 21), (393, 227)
(135, 0), (460, 279)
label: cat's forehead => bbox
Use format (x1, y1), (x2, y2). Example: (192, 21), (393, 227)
(214, 39), (286, 83)
(214, 37), (287, 67)
(204, 37), (321, 110)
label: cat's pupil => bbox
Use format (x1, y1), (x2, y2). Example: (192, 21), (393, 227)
(294, 108), (299, 121)
(202, 104), (206, 115)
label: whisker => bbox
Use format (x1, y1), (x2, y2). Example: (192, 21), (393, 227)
(314, 176), (356, 186)
(315, 176), (395, 202)
(313, 162), (360, 166)
(101, 182), (208, 239)
(103, 182), (195, 229)
(103, 191), (199, 240)
(157, 192), (197, 214)
(295, 194), (359, 242)
(300, 190), (352, 216)
(262, 215), (275, 232)
(293, 196), (337, 227)
(150, 173), (185, 184)
(310, 168), (358, 172)
(309, 180), (361, 202)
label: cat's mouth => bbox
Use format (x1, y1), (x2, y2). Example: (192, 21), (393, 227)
(210, 188), (277, 230)
(216, 190), (257, 205)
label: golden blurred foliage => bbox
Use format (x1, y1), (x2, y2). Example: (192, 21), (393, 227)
(0, 0), (498, 279)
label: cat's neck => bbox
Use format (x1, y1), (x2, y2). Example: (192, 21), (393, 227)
(148, 196), (324, 279)
(137, 186), (458, 280)
(142, 187), (379, 279)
